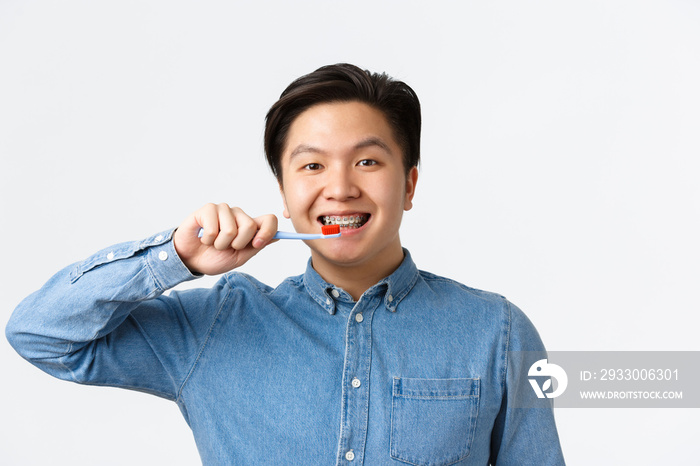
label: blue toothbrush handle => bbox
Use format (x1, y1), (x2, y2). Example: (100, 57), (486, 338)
(273, 231), (341, 240)
(197, 228), (340, 240)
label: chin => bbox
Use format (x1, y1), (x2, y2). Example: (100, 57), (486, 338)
(312, 244), (371, 267)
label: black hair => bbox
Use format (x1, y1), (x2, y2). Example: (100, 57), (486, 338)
(264, 63), (421, 181)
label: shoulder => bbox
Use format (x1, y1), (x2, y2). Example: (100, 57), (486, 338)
(221, 270), (305, 297)
(414, 270), (543, 348)
(415, 269), (507, 308)
(221, 271), (275, 295)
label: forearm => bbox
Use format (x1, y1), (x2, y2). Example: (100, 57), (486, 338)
(5, 229), (197, 380)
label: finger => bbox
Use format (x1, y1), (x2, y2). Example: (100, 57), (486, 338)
(252, 214), (278, 248)
(195, 203), (220, 246)
(230, 207), (259, 250)
(213, 204), (238, 250)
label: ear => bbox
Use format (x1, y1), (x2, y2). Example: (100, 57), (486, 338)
(279, 182), (291, 219)
(403, 166), (419, 211)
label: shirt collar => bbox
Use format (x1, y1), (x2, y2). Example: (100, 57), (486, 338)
(303, 248), (419, 315)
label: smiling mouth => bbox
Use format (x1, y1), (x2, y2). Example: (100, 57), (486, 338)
(319, 214), (370, 229)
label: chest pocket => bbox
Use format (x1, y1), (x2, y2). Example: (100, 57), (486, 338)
(390, 377), (480, 466)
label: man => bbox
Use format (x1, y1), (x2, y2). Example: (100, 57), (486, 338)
(7, 63), (565, 464)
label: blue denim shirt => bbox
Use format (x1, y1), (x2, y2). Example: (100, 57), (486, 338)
(6, 229), (565, 465)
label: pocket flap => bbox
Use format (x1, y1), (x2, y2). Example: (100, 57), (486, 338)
(393, 377), (480, 399)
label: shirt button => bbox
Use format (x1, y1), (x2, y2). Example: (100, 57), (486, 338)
(158, 251), (168, 261)
(331, 289), (340, 298)
(326, 298), (331, 305)
(355, 313), (364, 323)
(387, 294), (394, 303)
(106, 252), (115, 260)
(351, 377), (361, 388)
(345, 450), (355, 461)
(155, 235), (163, 241)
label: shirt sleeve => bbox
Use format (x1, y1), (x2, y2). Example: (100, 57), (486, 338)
(489, 300), (567, 465)
(5, 228), (221, 401)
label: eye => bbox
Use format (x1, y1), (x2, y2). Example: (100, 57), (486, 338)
(303, 163), (322, 171)
(357, 159), (377, 167)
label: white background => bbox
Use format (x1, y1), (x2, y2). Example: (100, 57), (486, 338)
(1, 1), (699, 464)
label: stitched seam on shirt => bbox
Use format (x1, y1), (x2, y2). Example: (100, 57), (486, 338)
(235, 272), (265, 291)
(175, 284), (232, 402)
(356, 297), (379, 462)
(144, 249), (165, 292)
(502, 298), (513, 395)
(334, 298), (355, 463)
(393, 394), (478, 400)
(420, 275), (506, 300)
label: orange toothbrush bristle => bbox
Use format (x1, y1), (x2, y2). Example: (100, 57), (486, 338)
(321, 224), (341, 235)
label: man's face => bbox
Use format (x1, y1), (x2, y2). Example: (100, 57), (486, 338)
(279, 101), (418, 271)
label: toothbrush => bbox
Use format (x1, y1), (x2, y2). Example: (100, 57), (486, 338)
(197, 224), (341, 240)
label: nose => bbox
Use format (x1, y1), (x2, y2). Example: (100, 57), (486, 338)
(323, 166), (360, 201)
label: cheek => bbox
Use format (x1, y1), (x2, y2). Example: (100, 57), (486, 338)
(283, 183), (316, 215)
(381, 178), (409, 213)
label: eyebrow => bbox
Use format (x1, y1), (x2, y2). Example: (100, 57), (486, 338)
(289, 137), (393, 159)
(289, 144), (323, 158)
(355, 137), (392, 154)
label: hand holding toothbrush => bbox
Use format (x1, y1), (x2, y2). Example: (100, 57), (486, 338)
(173, 203), (340, 276)
(174, 203), (280, 276)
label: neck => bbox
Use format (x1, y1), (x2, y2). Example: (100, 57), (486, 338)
(310, 242), (405, 301)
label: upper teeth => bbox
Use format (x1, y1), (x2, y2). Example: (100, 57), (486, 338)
(322, 215), (368, 227)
